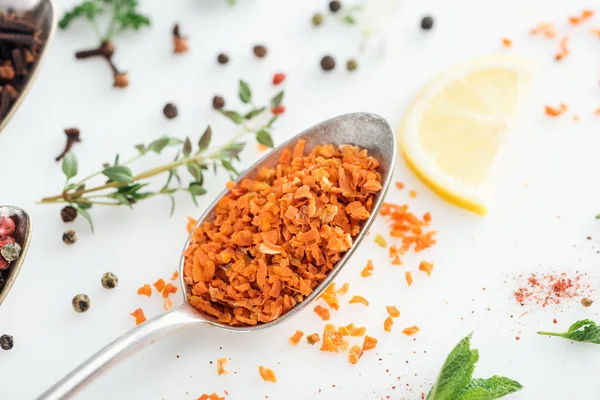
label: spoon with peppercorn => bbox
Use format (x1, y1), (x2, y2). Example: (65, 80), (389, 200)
(37, 112), (396, 400)
(0, 206), (31, 306)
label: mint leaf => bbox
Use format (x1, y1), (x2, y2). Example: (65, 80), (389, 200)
(62, 152), (78, 180)
(102, 165), (133, 183)
(238, 80), (252, 104)
(455, 377), (523, 400)
(538, 319), (600, 344)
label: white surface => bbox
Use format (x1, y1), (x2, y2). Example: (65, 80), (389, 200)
(2, 0), (600, 399)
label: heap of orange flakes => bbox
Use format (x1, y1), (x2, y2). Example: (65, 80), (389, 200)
(183, 140), (383, 326)
(197, 394), (225, 400)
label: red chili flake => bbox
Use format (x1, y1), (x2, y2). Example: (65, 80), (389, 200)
(553, 318), (558, 324)
(272, 73), (286, 85)
(271, 105), (286, 115)
(515, 336), (521, 340)
(512, 271), (592, 307)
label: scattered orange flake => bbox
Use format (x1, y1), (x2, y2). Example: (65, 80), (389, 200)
(336, 283), (350, 296)
(320, 324), (348, 353)
(570, 9), (594, 25)
(530, 22), (556, 39)
(380, 202), (436, 253)
(258, 366), (277, 383)
(395, 182), (405, 189)
(162, 283), (178, 298)
(314, 305), (331, 321)
(337, 325), (350, 336)
(592, 28), (600, 38)
(153, 278), (166, 292)
(384, 316), (394, 332)
(319, 283), (340, 310)
(288, 330), (304, 346)
(386, 305), (400, 318)
(163, 298), (173, 310)
(170, 270), (179, 280)
(572, 114), (580, 121)
(408, 190), (417, 198)
(545, 103), (568, 117)
(423, 212), (431, 222)
(186, 217), (197, 234)
(362, 335), (378, 351)
(347, 323), (366, 337)
(402, 326), (420, 336)
(569, 16), (582, 25)
(306, 333), (320, 345)
(348, 345), (364, 365)
(361, 260), (374, 277)
(555, 36), (569, 61)
(405, 271), (413, 286)
(502, 38), (512, 47)
(256, 143), (269, 152)
(596, 107), (600, 115)
(349, 296), (370, 306)
(197, 394), (225, 400)
(137, 284), (152, 297)
(217, 357), (229, 375)
(419, 261), (434, 276)
(130, 308), (147, 325)
(374, 233), (387, 248)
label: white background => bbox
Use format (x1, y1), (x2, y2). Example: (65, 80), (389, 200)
(2, 0), (600, 399)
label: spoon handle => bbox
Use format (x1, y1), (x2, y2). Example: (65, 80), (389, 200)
(37, 304), (205, 400)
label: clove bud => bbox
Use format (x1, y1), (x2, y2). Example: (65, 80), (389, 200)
(172, 24), (189, 54)
(56, 128), (81, 162)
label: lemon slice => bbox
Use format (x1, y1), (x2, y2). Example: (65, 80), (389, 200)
(399, 56), (533, 215)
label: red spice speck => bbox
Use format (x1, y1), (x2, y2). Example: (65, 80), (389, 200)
(515, 336), (521, 340)
(553, 318), (558, 324)
(513, 272), (591, 307)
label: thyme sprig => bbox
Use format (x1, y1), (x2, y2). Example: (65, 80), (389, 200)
(39, 81), (284, 232)
(58, 0), (151, 87)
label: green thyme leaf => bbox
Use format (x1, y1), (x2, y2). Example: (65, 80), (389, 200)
(147, 137), (182, 154)
(342, 15), (357, 24)
(135, 143), (146, 154)
(183, 137), (192, 157)
(59, 1), (103, 30)
(256, 130), (274, 148)
(71, 203), (95, 233)
(62, 152), (78, 180)
(220, 143), (245, 160)
(188, 183), (207, 196)
(198, 126), (212, 152)
(271, 91), (284, 108)
(538, 319), (600, 344)
(220, 110), (244, 124)
(238, 80), (252, 104)
(167, 194), (176, 217)
(455, 377), (523, 400)
(103, 165), (133, 183)
(245, 107), (266, 120)
(186, 163), (203, 182)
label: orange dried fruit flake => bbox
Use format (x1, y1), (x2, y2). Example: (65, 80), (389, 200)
(545, 103), (568, 117)
(183, 142), (382, 326)
(380, 202), (436, 256)
(405, 271), (413, 286)
(384, 316), (394, 332)
(374, 233), (387, 248)
(408, 190), (417, 198)
(153, 278), (166, 293)
(197, 394), (225, 400)
(348, 345), (364, 365)
(419, 261), (434, 276)
(349, 295), (370, 306)
(502, 38), (512, 47)
(217, 358), (229, 375)
(306, 333), (320, 345)
(361, 259), (374, 277)
(530, 23), (556, 39)
(347, 323), (366, 337)
(555, 37), (569, 61)
(186, 217), (197, 234)
(320, 323), (347, 353)
(362, 335), (378, 351)
(402, 325), (420, 336)
(137, 284), (152, 297)
(395, 182), (404, 189)
(314, 305), (331, 321)
(163, 298), (173, 310)
(170, 270), (179, 280)
(162, 283), (178, 298)
(336, 282), (350, 296)
(319, 283), (340, 310)
(288, 330), (304, 346)
(130, 308), (147, 326)
(259, 366), (277, 383)
(386, 305), (400, 318)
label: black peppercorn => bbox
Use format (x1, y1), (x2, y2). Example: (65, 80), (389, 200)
(61, 206), (78, 223)
(63, 230), (77, 245)
(346, 58), (358, 72)
(101, 272), (118, 289)
(72, 294), (90, 313)
(212, 95), (225, 110)
(253, 45), (268, 58)
(217, 53), (229, 65)
(320, 55), (336, 71)
(312, 13), (324, 26)
(0, 334), (13, 351)
(421, 16), (434, 30)
(163, 103), (178, 119)
(329, 1), (342, 13)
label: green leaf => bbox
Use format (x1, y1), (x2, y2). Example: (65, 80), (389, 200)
(220, 142), (245, 159)
(188, 183), (207, 196)
(427, 334), (478, 400)
(221, 159), (239, 178)
(238, 80), (252, 104)
(244, 107), (266, 120)
(219, 110), (244, 124)
(102, 165), (133, 183)
(266, 114), (278, 127)
(198, 126), (212, 152)
(148, 137), (182, 154)
(74, 201), (92, 210)
(135, 143), (146, 154)
(71, 203), (95, 233)
(342, 15), (357, 24)
(256, 130), (274, 148)
(186, 163), (203, 182)
(111, 193), (133, 208)
(455, 377), (523, 400)
(167, 194), (176, 217)
(59, 1), (103, 30)
(62, 152), (78, 180)
(183, 137), (192, 157)
(271, 91), (284, 108)
(538, 319), (600, 344)
(113, 153), (120, 166)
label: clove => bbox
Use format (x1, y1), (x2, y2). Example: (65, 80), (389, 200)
(55, 128), (81, 162)
(172, 24), (189, 54)
(74, 41), (128, 88)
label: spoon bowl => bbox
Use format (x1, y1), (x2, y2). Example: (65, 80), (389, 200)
(0, 205), (32, 306)
(38, 112), (396, 399)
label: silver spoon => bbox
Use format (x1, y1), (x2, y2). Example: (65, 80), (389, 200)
(37, 112), (396, 400)
(0, 205), (32, 305)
